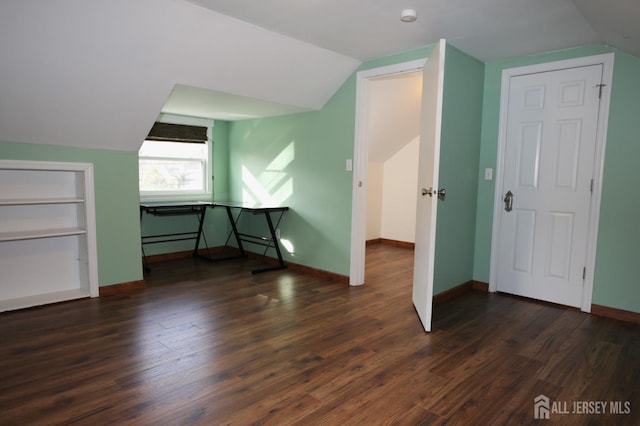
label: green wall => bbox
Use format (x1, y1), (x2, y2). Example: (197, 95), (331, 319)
(473, 43), (640, 313)
(226, 42), (485, 293)
(212, 120), (230, 201)
(591, 50), (640, 312)
(433, 46), (484, 294)
(226, 47), (435, 276)
(226, 96), (356, 274)
(0, 141), (142, 287)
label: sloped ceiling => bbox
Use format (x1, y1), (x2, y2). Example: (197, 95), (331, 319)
(1, 0), (638, 152)
(179, 0), (639, 126)
(161, 85), (309, 121)
(187, 0), (639, 61)
(368, 72), (422, 163)
(187, 0), (602, 62)
(0, 0), (358, 151)
(573, 0), (640, 57)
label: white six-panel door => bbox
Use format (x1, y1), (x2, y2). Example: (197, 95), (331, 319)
(496, 64), (603, 308)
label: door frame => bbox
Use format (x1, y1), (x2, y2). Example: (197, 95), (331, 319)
(489, 53), (615, 312)
(349, 59), (426, 285)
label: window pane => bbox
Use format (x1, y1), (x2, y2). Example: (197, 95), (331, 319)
(139, 140), (207, 159)
(139, 158), (205, 191)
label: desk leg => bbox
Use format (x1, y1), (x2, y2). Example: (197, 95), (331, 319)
(252, 210), (287, 274)
(140, 208), (150, 273)
(193, 206), (207, 256)
(226, 206), (245, 257)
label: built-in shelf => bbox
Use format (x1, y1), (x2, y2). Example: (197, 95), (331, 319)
(0, 160), (99, 312)
(0, 198), (85, 206)
(0, 227), (87, 242)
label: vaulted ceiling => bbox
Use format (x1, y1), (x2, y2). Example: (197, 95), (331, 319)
(1, 0), (638, 151)
(186, 0), (617, 62)
(0, 0), (358, 151)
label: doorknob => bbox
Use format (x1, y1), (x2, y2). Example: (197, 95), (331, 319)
(421, 187), (446, 199)
(504, 190), (513, 212)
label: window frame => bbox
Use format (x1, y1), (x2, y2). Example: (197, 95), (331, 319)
(138, 114), (213, 202)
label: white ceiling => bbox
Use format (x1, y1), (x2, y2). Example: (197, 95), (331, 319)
(0, 0), (638, 151)
(574, 0), (640, 57)
(175, 0), (639, 121)
(0, 0), (358, 150)
(162, 85), (309, 121)
(185, 0), (639, 62)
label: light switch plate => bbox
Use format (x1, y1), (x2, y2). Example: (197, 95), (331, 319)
(484, 168), (493, 181)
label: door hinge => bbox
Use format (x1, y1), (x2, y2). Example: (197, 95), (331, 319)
(590, 179), (594, 194)
(583, 267), (586, 280)
(596, 84), (606, 99)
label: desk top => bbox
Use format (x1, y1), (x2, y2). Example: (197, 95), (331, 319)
(213, 201), (289, 212)
(140, 200), (288, 212)
(140, 201), (212, 209)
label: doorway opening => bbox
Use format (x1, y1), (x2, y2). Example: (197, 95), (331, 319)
(349, 59), (425, 286)
(366, 71), (422, 250)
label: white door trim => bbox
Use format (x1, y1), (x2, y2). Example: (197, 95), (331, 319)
(349, 59), (426, 285)
(489, 53), (615, 312)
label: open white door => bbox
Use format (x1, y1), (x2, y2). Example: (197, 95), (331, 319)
(412, 39), (446, 332)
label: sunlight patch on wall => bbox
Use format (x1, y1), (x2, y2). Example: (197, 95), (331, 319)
(266, 141), (295, 171)
(280, 238), (295, 255)
(242, 142), (294, 205)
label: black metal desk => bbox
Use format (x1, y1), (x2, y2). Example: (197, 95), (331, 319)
(211, 201), (289, 274)
(139, 201), (289, 274)
(139, 201), (212, 271)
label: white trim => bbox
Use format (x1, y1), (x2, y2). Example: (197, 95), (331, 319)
(139, 113), (214, 202)
(582, 54), (615, 312)
(0, 159), (92, 172)
(489, 53), (615, 312)
(357, 59), (426, 80)
(83, 163), (99, 298)
(349, 59), (426, 286)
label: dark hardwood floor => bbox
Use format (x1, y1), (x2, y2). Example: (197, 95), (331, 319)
(0, 244), (638, 425)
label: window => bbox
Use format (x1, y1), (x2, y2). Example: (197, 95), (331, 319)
(139, 117), (213, 201)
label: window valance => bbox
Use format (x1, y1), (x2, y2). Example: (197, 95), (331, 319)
(146, 122), (207, 143)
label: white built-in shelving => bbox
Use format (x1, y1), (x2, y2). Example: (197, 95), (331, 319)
(0, 160), (99, 312)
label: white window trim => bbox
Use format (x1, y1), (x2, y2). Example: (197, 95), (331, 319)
(139, 113), (214, 202)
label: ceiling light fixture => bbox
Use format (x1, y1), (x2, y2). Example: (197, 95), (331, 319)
(400, 9), (417, 23)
